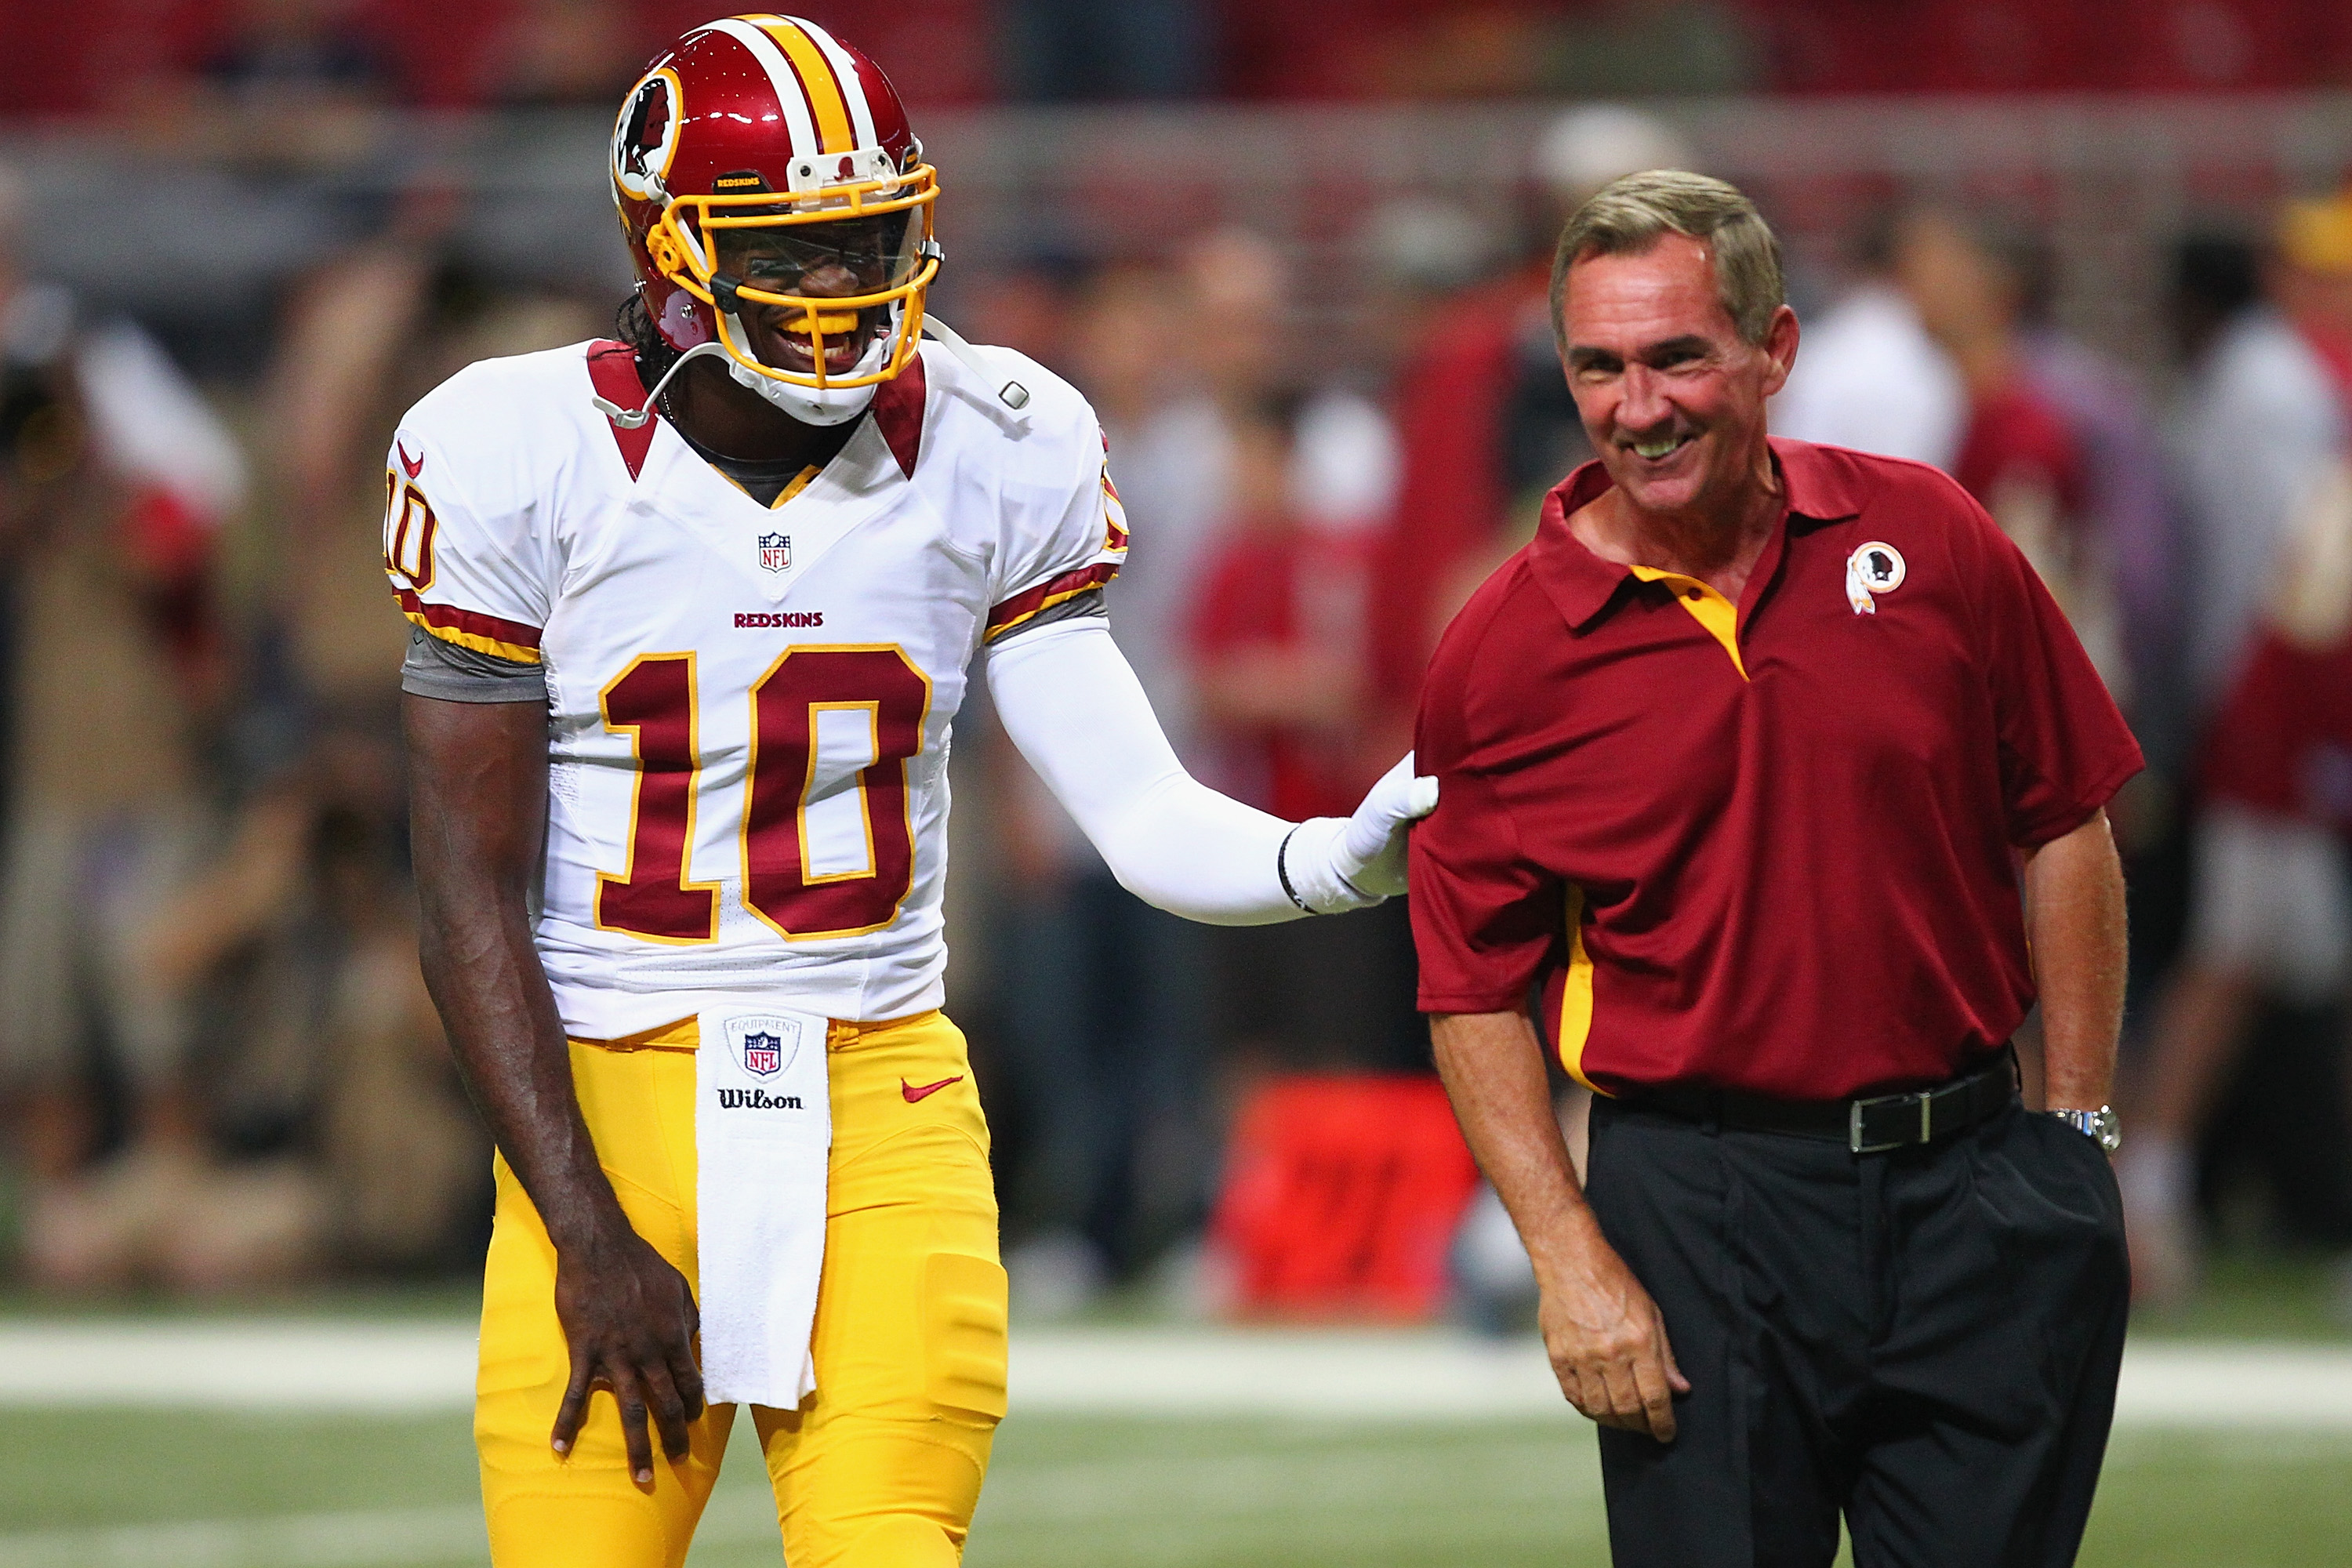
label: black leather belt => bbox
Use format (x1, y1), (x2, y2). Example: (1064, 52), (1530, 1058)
(1621, 1051), (2019, 1154)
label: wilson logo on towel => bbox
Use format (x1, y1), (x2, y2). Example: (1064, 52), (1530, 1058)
(716, 1087), (804, 1111)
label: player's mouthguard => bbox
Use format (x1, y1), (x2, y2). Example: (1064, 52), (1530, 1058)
(786, 309), (861, 336)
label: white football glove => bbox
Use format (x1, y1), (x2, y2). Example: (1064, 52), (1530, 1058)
(1279, 752), (1442, 913)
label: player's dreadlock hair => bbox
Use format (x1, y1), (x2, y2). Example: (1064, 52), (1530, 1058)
(616, 290), (681, 396)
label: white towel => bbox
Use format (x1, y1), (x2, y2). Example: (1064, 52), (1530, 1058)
(694, 1005), (833, 1407)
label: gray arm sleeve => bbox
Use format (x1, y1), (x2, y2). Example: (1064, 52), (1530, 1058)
(989, 586), (1108, 642)
(400, 626), (549, 704)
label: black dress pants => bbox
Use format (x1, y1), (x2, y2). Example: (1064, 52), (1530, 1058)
(1584, 1096), (2129, 1568)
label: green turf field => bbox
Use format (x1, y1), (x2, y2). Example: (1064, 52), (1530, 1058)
(2, 1250), (2344, 1566)
(2, 1407), (2349, 1566)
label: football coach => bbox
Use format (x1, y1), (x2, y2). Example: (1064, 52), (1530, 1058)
(1411, 169), (2138, 1568)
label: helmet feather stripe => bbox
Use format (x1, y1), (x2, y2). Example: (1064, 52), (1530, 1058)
(761, 19), (854, 154)
(786, 16), (880, 150)
(702, 16), (819, 162)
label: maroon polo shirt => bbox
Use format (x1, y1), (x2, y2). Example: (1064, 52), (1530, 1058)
(1410, 438), (2142, 1102)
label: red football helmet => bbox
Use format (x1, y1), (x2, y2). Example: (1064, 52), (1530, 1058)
(610, 16), (939, 418)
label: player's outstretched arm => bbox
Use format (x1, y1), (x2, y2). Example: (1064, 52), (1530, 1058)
(404, 693), (704, 1483)
(984, 619), (1435, 924)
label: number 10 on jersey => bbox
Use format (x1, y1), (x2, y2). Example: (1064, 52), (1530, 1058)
(595, 645), (933, 943)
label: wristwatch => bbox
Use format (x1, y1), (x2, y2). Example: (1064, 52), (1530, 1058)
(2045, 1105), (2122, 1153)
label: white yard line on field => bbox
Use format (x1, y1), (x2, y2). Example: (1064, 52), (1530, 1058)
(0, 1321), (477, 1410)
(0, 1320), (2347, 1425)
(2113, 1341), (2352, 1428)
(1011, 1327), (1572, 1417)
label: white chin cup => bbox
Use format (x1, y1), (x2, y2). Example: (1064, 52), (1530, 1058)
(724, 314), (887, 426)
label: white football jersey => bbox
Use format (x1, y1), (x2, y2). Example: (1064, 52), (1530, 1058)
(385, 338), (1126, 1037)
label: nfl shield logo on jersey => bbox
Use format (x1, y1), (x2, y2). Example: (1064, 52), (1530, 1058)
(739, 1032), (783, 1077)
(759, 532), (791, 573)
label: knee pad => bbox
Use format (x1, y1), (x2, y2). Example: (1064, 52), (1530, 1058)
(921, 1250), (1008, 1425)
(773, 1421), (996, 1568)
(833, 1514), (967, 1568)
(487, 1489), (691, 1568)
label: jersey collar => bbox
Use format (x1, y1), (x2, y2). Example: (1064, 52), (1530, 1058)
(1527, 436), (1865, 632)
(586, 338), (930, 487)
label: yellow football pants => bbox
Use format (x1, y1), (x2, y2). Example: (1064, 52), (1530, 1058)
(475, 1010), (1006, 1568)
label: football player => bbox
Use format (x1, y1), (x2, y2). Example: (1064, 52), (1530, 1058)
(392, 16), (1432, 1567)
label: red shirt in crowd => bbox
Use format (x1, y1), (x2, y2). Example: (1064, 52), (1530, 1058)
(2194, 315), (2352, 829)
(1365, 274), (1530, 720)
(1189, 518), (1373, 822)
(2200, 630), (2352, 828)
(1410, 440), (2142, 1102)
(1951, 380), (2085, 522)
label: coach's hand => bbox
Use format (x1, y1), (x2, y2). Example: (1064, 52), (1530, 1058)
(1539, 1217), (1690, 1443)
(550, 1218), (706, 1485)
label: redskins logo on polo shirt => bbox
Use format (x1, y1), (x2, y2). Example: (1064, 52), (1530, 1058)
(1845, 541), (1906, 615)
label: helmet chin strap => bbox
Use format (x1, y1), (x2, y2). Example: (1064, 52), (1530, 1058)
(921, 316), (1030, 410)
(589, 318), (884, 430)
(588, 339), (731, 430)
(590, 311), (1036, 431)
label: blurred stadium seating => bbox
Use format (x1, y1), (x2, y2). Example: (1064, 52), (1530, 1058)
(11, 95), (2352, 376)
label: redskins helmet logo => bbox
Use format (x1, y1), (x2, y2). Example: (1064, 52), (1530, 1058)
(612, 67), (684, 201)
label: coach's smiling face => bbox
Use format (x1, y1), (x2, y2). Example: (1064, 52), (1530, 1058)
(1562, 232), (1798, 524)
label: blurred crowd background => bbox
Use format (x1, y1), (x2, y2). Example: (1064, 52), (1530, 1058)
(4, 0), (2352, 1329)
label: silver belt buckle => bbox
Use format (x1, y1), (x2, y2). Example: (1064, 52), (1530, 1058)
(1848, 1091), (1923, 1155)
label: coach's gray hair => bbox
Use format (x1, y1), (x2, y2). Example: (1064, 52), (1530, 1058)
(1549, 169), (1784, 347)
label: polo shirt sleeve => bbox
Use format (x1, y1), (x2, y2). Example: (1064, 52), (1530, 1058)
(1410, 601), (1566, 1014)
(1958, 492), (2144, 846)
